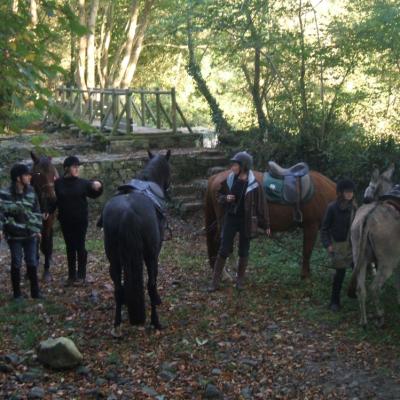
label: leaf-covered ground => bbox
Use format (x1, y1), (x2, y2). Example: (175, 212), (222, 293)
(1, 212), (400, 399)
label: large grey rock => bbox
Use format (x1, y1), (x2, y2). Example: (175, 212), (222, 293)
(37, 337), (83, 369)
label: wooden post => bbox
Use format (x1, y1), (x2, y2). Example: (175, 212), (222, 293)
(100, 91), (105, 127)
(171, 87), (177, 134)
(156, 88), (161, 129)
(78, 90), (83, 117)
(112, 89), (117, 134)
(140, 88), (145, 126)
(126, 90), (132, 135)
(88, 89), (93, 122)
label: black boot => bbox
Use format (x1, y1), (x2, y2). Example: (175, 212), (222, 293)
(65, 250), (77, 286)
(236, 257), (249, 290)
(208, 255), (227, 292)
(77, 250), (87, 282)
(329, 269), (346, 311)
(10, 266), (22, 299)
(27, 265), (43, 299)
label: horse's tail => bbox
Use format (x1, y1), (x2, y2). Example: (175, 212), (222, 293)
(118, 213), (146, 325)
(204, 176), (219, 269)
(348, 205), (377, 298)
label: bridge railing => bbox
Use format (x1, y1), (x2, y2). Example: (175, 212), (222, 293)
(56, 87), (193, 135)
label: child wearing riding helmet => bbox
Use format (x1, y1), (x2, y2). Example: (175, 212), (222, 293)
(208, 151), (271, 292)
(55, 156), (103, 286)
(0, 163), (43, 300)
(321, 179), (357, 311)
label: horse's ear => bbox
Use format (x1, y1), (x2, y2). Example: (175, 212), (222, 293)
(371, 168), (380, 182)
(31, 151), (39, 164)
(382, 163), (395, 180)
(165, 149), (171, 161)
(147, 150), (154, 159)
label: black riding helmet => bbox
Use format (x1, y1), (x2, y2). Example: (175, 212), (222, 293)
(63, 156), (81, 169)
(336, 179), (355, 194)
(10, 163), (30, 182)
(230, 151), (253, 172)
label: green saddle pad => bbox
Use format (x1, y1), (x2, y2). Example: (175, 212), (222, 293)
(263, 173), (285, 202)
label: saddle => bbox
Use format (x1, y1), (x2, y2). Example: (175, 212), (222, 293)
(379, 184), (400, 213)
(263, 161), (314, 223)
(118, 179), (166, 214)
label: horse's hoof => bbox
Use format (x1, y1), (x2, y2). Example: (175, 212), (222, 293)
(151, 322), (164, 331)
(111, 326), (123, 338)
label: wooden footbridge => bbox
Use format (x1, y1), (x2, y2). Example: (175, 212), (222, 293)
(52, 87), (200, 149)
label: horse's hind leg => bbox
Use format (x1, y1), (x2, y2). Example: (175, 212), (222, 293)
(370, 265), (392, 328)
(144, 254), (162, 329)
(357, 264), (368, 328)
(109, 262), (123, 337)
(302, 223), (319, 279)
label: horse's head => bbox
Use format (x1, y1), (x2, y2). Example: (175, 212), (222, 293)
(30, 151), (59, 212)
(363, 164), (394, 203)
(140, 150), (172, 197)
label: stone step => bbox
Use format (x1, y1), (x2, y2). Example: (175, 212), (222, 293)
(173, 195), (197, 204)
(179, 200), (204, 216)
(207, 166), (227, 177)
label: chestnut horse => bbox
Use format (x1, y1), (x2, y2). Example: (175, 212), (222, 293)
(205, 169), (336, 279)
(30, 152), (58, 281)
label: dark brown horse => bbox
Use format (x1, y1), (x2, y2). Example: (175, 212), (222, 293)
(30, 152), (58, 281)
(205, 169), (336, 279)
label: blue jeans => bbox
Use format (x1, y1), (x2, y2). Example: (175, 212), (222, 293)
(8, 237), (38, 269)
(8, 237), (40, 298)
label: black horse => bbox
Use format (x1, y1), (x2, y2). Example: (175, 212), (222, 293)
(102, 150), (171, 337)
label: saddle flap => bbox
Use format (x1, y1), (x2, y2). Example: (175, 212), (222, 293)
(282, 174), (313, 203)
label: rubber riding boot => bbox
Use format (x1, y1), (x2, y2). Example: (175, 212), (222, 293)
(27, 265), (43, 299)
(11, 266), (22, 299)
(77, 250), (88, 284)
(65, 250), (77, 287)
(207, 255), (227, 292)
(329, 268), (345, 311)
(236, 257), (248, 290)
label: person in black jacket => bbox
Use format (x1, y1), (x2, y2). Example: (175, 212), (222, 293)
(55, 156), (103, 286)
(321, 179), (357, 311)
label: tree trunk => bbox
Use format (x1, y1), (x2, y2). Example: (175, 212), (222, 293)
(11, 0), (18, 13)
(86, 0), (100, 89)
(75, 0), (87, 91)
(30, 0), (38, 26)
(298, 0), (308, 135)
(97, 3), (113, 88)
(112, 0), (140, 88)
(121, 2), (154, 88)
(187, 12), (230, 134)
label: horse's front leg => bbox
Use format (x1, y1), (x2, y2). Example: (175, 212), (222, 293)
(41, 217), (55, 281)
(144, 254), (162, 330)
(302, 223), (319, 279)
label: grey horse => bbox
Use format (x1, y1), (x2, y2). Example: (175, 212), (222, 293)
(348, 164), (400, 327)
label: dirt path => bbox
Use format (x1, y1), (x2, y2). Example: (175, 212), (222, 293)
(0, 214), (399, 399)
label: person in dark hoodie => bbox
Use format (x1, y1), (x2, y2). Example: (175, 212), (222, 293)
(208, 151), (271, 292)
(321, 179), (357, 311)
(55, 156), (103, 286)
(0, 163), (43, 300)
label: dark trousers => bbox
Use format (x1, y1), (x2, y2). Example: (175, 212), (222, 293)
(8, 237), (39, 298)
(218, 214), (250, 259)
(60, 220), (88, 280)
(331, 268), (346, 306)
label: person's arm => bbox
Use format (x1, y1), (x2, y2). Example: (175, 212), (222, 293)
(85, 179), (104, 199)
(321, 204), (334, 251)
(217, 180), (232, 205)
